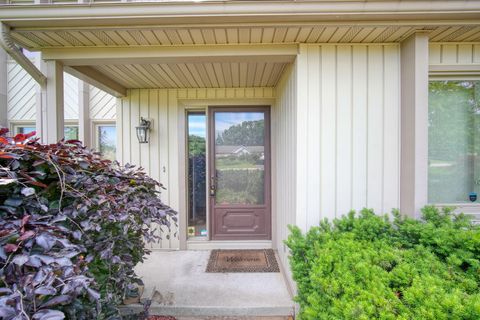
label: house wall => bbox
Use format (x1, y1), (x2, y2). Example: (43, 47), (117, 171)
(429, 43), (480, 65)
(90, 85), (116, 120)
(7, 59), (37, 121)
(295, 43), (401, 231)
(272, 63), (297, 280)
(116, 87), (276, 250)
(5, 56), (117, 147)
(5, 58), (116, 125)
(64, 73), (79, 120)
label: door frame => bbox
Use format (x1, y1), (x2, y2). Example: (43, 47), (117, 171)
(208, 106), (272, 240)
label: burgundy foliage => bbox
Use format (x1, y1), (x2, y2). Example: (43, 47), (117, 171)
(0, 129), (176, 319)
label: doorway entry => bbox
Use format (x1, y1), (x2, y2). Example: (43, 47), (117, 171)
(186, 106), (272, 241)
(208, 107), (271, 240)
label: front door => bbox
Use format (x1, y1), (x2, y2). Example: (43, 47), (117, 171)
(209, 107), (271, 240)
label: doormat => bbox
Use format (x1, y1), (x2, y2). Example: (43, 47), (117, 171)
(206, 249), (280, 273)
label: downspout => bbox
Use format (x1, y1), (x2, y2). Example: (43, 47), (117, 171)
(0, 23), (46, 87)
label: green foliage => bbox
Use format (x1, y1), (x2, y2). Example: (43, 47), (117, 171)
(188, 135), (206, 156)
(216, 120), (264, 146)
(285, 207), (480, 320)
(216, 169), (264, 204)
(0, 129), (176, 319)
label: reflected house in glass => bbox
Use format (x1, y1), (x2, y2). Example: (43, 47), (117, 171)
(2, 0), (480, 299)
(216, 146), (265, 158)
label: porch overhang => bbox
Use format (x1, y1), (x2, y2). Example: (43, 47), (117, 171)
(1, 0), (479, 95)
(41, 44), (295, 90)
(1, 1), (480, 28)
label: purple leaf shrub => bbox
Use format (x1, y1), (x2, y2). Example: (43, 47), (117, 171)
(0, 129), (176, 319)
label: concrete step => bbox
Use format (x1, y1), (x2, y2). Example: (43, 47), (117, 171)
(129, 251), (295, 319)
(122, 304), (294, 318)
(175, 317), (294, 320)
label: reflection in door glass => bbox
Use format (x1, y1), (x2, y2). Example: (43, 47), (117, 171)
(187, 112), (207, 237)
(215, 112), (265, 205)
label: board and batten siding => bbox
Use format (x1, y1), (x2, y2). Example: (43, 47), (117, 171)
(64, 73), (79, 120)
(90, 85), (116, 120)
(295, 44), (401, 231)
(272, 62), (297, 280)
(116, 87), (276, 250)
(429, 43), (480, 65)
(7, 59), (37, 120)
(7, 66), (80, 121)
(6, 60), (116, 122)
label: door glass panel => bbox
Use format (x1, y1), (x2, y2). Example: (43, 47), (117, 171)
(215, 112), (265, 205)
(187, 112), (207, 237)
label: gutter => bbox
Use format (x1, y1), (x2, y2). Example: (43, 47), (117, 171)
(0, 23), (46, 86)
(1, 1), (480, 27)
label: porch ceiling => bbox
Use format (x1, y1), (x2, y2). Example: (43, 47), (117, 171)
(88, 61), (287, 89)
(10, 25), (480, 50)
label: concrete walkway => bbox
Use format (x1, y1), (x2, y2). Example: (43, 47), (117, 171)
(129, 250), (294, 318)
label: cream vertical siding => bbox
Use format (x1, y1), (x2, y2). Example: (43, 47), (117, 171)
(6, 60), (116, 123)
(7, 63), (80, 121)
(272, 62), (297, 281)
(90, 85), (116, 120)
(429, 43), (480, 64)
(295, 44), (401, 230)
(116, 87), (276, 250)
(7, 59), (37, 120)
(64, 73), (79, 120)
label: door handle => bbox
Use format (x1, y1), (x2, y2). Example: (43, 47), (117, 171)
(210, 176), (216, 197)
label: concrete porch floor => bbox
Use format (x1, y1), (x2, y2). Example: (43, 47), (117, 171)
(127, 250), (295, 318)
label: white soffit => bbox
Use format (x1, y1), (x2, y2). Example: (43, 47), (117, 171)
(92, 61), (287, 89)
(10, 25), (480, 49)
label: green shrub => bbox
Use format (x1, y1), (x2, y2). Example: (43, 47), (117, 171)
(285, 207), (480, 320)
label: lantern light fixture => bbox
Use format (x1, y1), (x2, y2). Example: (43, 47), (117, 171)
(136, 117), (151, 144)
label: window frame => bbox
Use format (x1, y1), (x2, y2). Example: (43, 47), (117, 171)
(185, 109), (208, 240)
(427, 75), (480, 211)
(9, 121), (36, 135)
(9, 121), (79, 139)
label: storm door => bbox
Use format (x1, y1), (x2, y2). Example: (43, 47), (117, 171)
(208, 107), (271, 240)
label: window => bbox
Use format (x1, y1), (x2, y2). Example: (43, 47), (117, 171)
(15, 126), (36, 135)
(64, 126), (79, 140)
(428, 80), (480, 203)
(12, 124), (78, 140)
(187, 112), (207, 237)
(96, 124), (116, 161)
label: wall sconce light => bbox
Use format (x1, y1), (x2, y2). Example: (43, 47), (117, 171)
(136, 117), (151, 144)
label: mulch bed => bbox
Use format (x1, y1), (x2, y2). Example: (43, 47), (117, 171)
(148, 316), (176, 320)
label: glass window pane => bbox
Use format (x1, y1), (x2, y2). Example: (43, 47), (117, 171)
(187, 112), (207, 237)
(64, 126), (79, 140)
(214, 112), (265, 205)
(98, 125), (116, 161)
(428, 80), (480, 203)
(16, 126), (35, 134)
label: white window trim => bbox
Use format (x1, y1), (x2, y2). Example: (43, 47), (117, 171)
(9, 120), (36, 134)
(9, 120), (79, 137)
(427, 73), (480, 214)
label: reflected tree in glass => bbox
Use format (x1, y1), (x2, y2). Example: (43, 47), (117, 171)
(214, 112), (266, 205)
(98, 126), (116, 161)
(187, 113), (207, 237)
